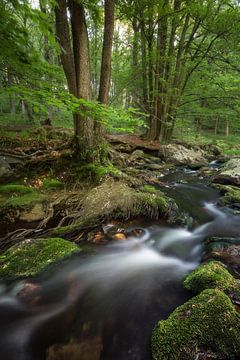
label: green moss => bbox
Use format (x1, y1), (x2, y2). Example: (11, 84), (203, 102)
(0, 184), (33, 194)
(152, 289), (240, 360)
(140, 185), (159, 194)
(221, 186), (240, 205)
(43, 178), (63, 190)
(183, 261), (240, 297)
(52, 181), (171, 236)
(0, 191), (42, 208)
(0, 237), (79, 279)
(80, 163), (122, 181)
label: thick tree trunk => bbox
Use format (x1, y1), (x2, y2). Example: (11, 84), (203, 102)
(69, 0), (93, 151)
(55, 0), (77, 96)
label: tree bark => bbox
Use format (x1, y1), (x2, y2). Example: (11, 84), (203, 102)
(55, 0), (77, 96)
(69, 0), (93, 149)
(140, 21), (148, 113)
(96, 0), (115, 142)
(98, 0), (115, 105)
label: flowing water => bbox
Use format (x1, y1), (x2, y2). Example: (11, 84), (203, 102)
(1, 165), (240, 360)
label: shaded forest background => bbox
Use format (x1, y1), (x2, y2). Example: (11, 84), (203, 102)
(1, 0), (240, 158)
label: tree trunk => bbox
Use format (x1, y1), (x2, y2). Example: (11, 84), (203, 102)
(96, 0), (115, 143)
(98, 0), (115, 105)
(132, 16), (139, 107)
(214, 117), (219, 135)
(55, 0), (77, 97)
(69, 0), (94, 151)
(140, 22), (148, 114)
(225, 119), (229, 137)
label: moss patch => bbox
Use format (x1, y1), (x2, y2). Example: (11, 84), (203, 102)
(183, 261), (240, 298)
(0, 190), (42, 208)
(218, 185), (240, 205)
(0, 238), (79, 279)
(53, 181), (171, 235)
(43, 178), (63, 190)
(140, 185), (160, 194)
(79, 163), (122, 182)
(151, 289), (240, 360)
(0, 184), (33, 194)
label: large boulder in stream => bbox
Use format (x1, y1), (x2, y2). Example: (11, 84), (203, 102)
(158, 144), (207, 166)
(212, 158), (240, 186)
(151, 289), (240, 360)
(0, 238), (79, 279)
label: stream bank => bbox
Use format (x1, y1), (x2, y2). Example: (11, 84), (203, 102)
(1, 129), (240, 359)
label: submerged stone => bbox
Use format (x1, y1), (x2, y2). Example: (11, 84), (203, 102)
(151, 289), (240, 360)
(0, 238), (79, 279)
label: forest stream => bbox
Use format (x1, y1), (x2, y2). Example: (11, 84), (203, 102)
(0, 163), (240, 360)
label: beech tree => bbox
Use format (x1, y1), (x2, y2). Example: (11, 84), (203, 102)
(55, 0), (115, 160)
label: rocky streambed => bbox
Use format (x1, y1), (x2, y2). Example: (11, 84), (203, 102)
(1, 134), (240, 359)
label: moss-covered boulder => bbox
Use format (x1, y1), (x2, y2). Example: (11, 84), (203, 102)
(0, 238), (79, 279)
(54, 180), (174, 235)
(151, 289), (240, 360)
(214, 184), (240, 207)
(183, 261), (240, 298)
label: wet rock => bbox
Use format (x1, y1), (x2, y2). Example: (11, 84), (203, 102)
(19, 203), (45, 222)
(129, 149), (145, 162)
(204, 237), (240, 275)
(188, 162), (208, 170)
(151, 289), (240, 360)
(212, 158), (240, 186)
(0, 158), (12, 182)
(17, 281), (42, 305)
(213, 184), (240, 208)
(143, 163), (163, 171)
(159, 144), (207, 166)
(47, 335), (103, 360)
(0, 238), (79, 279)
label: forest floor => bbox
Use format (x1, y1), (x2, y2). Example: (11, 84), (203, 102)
(1, 126), (240, 359)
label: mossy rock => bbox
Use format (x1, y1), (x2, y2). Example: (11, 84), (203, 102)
(0, 238), (79, 279)
(217, 185), (240, 206)
(183, 261), (240, 298)
(53, 181), (172, 235)
(151, 289), (240, 360)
